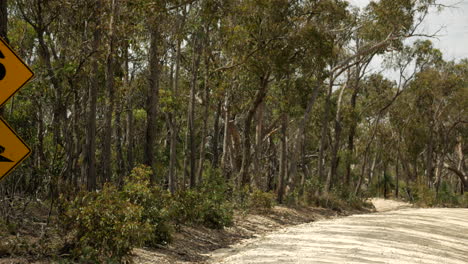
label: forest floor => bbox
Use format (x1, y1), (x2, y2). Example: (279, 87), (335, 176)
(133, 203), (376, 264)
(6, 199), (460, 264)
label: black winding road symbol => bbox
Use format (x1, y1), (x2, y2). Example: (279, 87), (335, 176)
(0, 50), (6, 80)
(0, 145), (13, 162)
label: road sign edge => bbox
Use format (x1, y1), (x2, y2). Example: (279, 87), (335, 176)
(0, 117), (32, 182)
(0, 37), (35, 108)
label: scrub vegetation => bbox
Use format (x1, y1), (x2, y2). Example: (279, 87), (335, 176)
(0, 0), (466, 262)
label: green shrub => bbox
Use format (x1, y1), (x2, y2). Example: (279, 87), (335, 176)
(413, 183), (436, 207)
(346, 194), (372, 210)
(170, 167), (233, 229)
(304, 192), (345, 211)
(60, 184), (151, 263)
(248, 188), (276, 210)
(170, 189), (202, 228)
(460, 193), (468, 208)
(122, 165), (173, 246)
(232, 185), (251, 211)
(436, 182), (459, 207)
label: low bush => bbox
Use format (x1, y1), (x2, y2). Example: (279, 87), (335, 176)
(170, 167), (233, 229)
(122, 165), (173, 246)
(410, 182), (467, 208)
(436, 182), (460, 207)
(305, 192), (345, 211)
(248, 188), (276, 211)
(460, 192), (468, 208)
(413, 183), (437, 207)
(304, 187), (371, 211)
(60, 184), (151, 263)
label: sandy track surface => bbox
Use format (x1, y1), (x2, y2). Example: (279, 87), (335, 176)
(209, 201), (468, 264)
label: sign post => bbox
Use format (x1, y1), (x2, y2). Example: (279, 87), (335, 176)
(0, 37), (34, 181)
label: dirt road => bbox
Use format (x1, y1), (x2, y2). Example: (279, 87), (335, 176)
(209, 200), (468, 264)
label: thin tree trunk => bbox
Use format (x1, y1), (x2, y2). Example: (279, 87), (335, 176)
(434, 154), (444, 195)
(185, 36), (201, 188)
(354, 150), (369, 196)
(212, 101), (222, 168)
(456, 138), (465, 194)
(322, 75), (334, 194)
(426, 127), (434, 187)
(329, 82), (347, 191)
(345, 88), (358, 187)
(277, 113), (287, 204)
(395, 156), (400, 198)
(383, 163), (388, 199)
(369, 153), (378, 187)
(124, 44), (134, 173)
(115, 106), (124, 182)
(221, 93), (230, 173)
(253, 101), (264, 188)
(197, 48), (210, 185)
(145, 23), (161, 183)
(167, 36), (182, 193)
(0, 0), (7, 42)
(239, 73), (269, 187)
(290, 82), (322, 194)
(102, 0), (118, 183)
(85, 2), (102, 191)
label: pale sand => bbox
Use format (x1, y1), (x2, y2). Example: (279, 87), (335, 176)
(209, 199), (468, 264)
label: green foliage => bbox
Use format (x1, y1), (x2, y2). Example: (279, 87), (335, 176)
(232, 185), (251, 211)
(248, 188), (276, 211)
(367, 172), (395, 198)
(306, 193), (348, 212)
(436, 182), (460, 207)
(60, 184), (151, 263)
(410, 182), (466, 208)
(170, 167), (233, 229)
(303, 185), (371, 212)
(122, 165), (173, 246)
(460, 193), (468, 208)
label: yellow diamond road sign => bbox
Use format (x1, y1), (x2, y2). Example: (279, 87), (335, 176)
(0, 37), (34, 107)
(0, 118), (31, 181)
(0, 37), (34, 181)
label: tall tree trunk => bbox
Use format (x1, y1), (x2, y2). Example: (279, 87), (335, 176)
(288, 82), (322, 195)
(239, 74), (269, 187)
(354, 149), (369, 196)
(0, 0), (7, 42)
(102, 0), (118, 183)
(456, 138), (465, 194)
(345, 88), (359, 187)
(30, 3), (64, 149)
(197, 48), (210, 185)
(168, 36), (182, 193)
(185, 36), (201, 188)
(277, 113), (287, 204)
(145, 23), (161, 183)
(369, 153), (378, 187)
(425, 127), (434, 187)
(123, 45), (134, 174)
(115, 106), (124, 182)
(253, 101), (264, 188)
(434, 154), (443, 195)
(212, 101), (222, 168)
(395, 156), (400, 198)
(322, 75), (334, 194)
(85, 2), (102, 191)
(221, 93), (230, 174)
(329, 82), (347, 191)
(383, 163), (388, 199)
